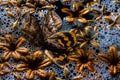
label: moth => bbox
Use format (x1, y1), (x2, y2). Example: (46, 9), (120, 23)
(21, 10), (78, 68)
(21, 10), (66, 52)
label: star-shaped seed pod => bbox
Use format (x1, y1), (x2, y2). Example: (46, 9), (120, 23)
(5, 7), (31, 29)
(77, 26), (100, 48)
(0, 34), (28, 61)
(61, 1), (92, 23)
(104, 15), (120, 29)
(98, 46), (120, 76)
(68, 48), (97, 72)
(15, 50), (52, 80)
(92, 5), (112, 21)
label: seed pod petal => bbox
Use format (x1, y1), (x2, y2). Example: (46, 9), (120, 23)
(16, 64), (28, 71)
(16, 7), (20, 16)
(13, 72), (22, 80)
(80, 41), (87, 48)
(64, 67), (69, 80)
(22, 10), (30, 17)
(26, 3), (35, 8)
(109, 46), (118, 59)
(94, 25), (98, 32)
(16, 47), (29, 54)
(12, 20), (19, 29)
(6, 11), (15, 18)
(36, 69), (47, 77)
(116, 24), (120, 29)
(98, 53), (110, 63)
(15, 37), (26, 48)
(78, 18), (87, 23)
(0, 70), (10, 76)
(26, 69), (34, 80)
(104, 16), (113, 22)
(1, 52), (11, 61)
(90, 41), (100, 48)
(66, 16), (75, 23)
(11, 51), (21, 60)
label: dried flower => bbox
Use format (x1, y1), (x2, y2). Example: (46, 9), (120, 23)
(61, 1), (92, 23)
(15, 50), (52, 80)
(92, 5), (112, 21)
(77, 27), (100, 48)
(0, 34), (28, 61)
(68, 48), (97, 72)
(104, 15), (120, 29)
(98, 46), (120, 76)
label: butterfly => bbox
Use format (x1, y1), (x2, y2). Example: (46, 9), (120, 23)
(21, 10), (78, 68)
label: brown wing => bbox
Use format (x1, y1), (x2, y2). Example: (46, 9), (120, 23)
(21, 14), (44, 46)
(42, 10), (62, 39)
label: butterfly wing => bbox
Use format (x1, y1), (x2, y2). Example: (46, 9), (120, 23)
(21, 14), (44, 46)
(42, 10), (62, 39)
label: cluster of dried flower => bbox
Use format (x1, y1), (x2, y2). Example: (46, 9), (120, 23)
(0, 0), (120, 80)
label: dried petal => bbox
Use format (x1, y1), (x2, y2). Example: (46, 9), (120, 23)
(1, 51), (11, 61)
(109, 46), (118, 59)
(64, 67), (69, 80)
(16, 64), (28, 71)
(26, 3), (35, 8)
(116, 24), (120, 29)
(16, 47), (29, 54)
(80, 41), (87, 48)
(91, 33), (99, 39)
(32, 51), (43, 60)
(6, 11), (15, 18)
(26, 69), (34, 80)
(78, 18), (87, 23)
(94, 25), (98, 32)
(36, 69), (47, 77)
(73, 75), (83, 80)
(16, 7), (20, 16)
(98, 53), (110, 63)
(5, 34), (14, 42)
(90, 41), (100, 48)
(11, 51), (21, 60)
(21, 10), (30, 17)
(104, 16), (113, 22)
(13, 72), (22, 80)
(66, 16), (75, 23)
(0, 70), (10, 76)
(12, 20), (19, 29)
(15, 37), (26, 48)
